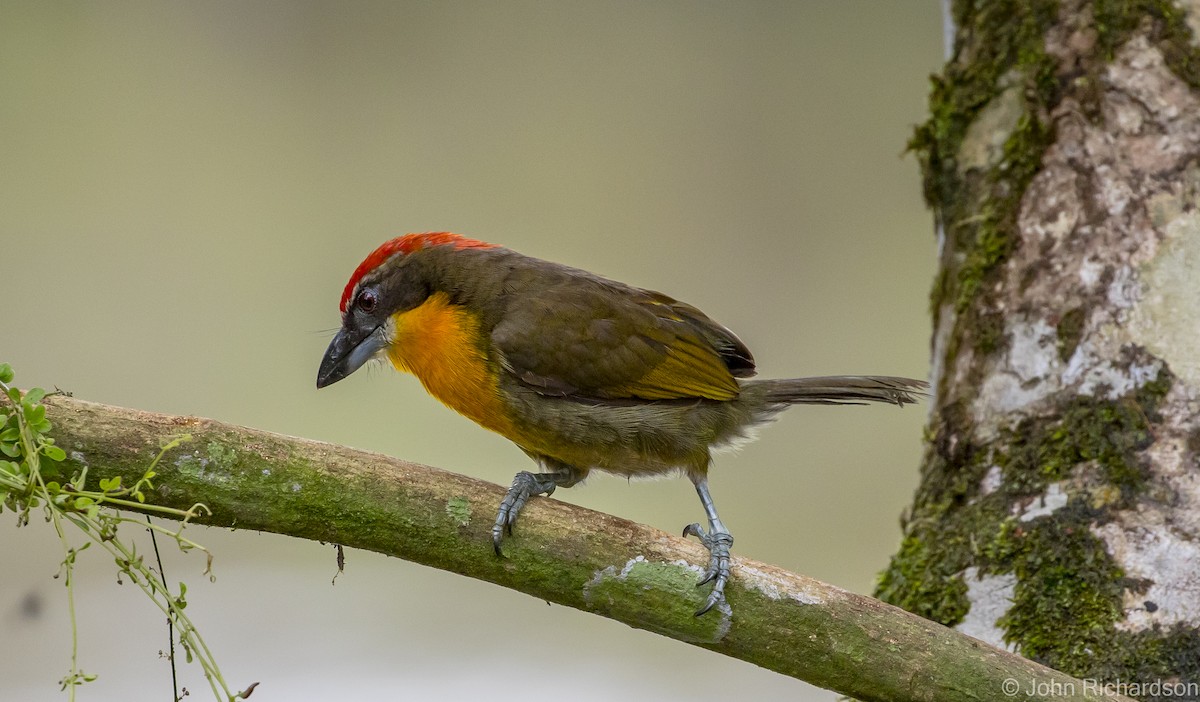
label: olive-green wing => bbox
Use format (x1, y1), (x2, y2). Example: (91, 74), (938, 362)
(639, 290), (756, 379)
(491, 280), (753, 402)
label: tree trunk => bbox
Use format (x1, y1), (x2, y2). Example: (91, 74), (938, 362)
(877, 0), (1200, 694)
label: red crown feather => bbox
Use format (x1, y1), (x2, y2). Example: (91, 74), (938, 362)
(339, 232), (495, 313)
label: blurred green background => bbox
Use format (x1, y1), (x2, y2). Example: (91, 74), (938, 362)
(1, 1), (941, 699)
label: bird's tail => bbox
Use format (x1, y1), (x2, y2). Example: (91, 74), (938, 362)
(745, 375), (928, 407)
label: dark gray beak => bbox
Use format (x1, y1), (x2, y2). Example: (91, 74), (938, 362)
(316, 325), (386, 388)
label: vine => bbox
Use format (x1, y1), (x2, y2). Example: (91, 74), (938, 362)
(0, 362), (256, 701)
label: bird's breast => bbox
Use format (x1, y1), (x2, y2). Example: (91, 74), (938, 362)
(386, 293), (517, 437)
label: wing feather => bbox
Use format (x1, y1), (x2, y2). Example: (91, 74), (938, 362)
(491, 278), (749, 402)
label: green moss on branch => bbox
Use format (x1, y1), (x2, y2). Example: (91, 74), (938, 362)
(40, 395), (1133, 702)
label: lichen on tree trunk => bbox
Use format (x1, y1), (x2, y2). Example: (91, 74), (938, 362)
(878, 0), (1200, 691)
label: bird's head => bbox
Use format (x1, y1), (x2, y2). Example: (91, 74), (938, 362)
(316, 232), (496, 388)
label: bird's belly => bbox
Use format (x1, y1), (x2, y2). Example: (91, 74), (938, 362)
(501, 389), (746, 476)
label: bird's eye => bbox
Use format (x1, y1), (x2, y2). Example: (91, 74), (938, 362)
(356, 290), (377, 313)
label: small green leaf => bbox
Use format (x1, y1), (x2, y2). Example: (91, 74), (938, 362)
(0, 363), (13, 383)
(5, 387), (20, 403)
(22, 403), (45, 424)
(45, 481), (61, 495)
(43, 445), (66, 462)
(0, 428), (18, 442)
(24, 387), (45, 405)
(73, 496), (95, 510)
(135, 491), (145, 503)
(0, 442), (17, 457)
(31, 419), (51, 434)
(99, 476), (122, 491)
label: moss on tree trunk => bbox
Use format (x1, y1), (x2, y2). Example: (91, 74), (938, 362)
(877, 0), (1200, 694)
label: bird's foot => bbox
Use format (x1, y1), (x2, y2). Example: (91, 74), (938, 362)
(682, 523), (734, 616)
(493, 471), (560, 555)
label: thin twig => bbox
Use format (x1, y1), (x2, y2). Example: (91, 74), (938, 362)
(148, 515), (180, 702)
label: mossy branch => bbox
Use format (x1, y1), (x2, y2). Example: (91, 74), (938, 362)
(42, 396), (1132, 702)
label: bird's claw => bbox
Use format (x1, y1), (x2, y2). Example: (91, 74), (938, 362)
(493, 471), (558, 555)
(683, 523), (734, 616)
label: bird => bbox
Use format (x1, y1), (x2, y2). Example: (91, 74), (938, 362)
(316, 232), (925, 615)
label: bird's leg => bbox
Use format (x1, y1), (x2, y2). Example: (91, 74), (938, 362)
(493, 467), (578, 555)
(683, 476), (734, 616)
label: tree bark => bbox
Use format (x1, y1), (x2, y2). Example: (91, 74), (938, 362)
(29, 395), (1134, 702)
(877, 0), (1200, 695)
